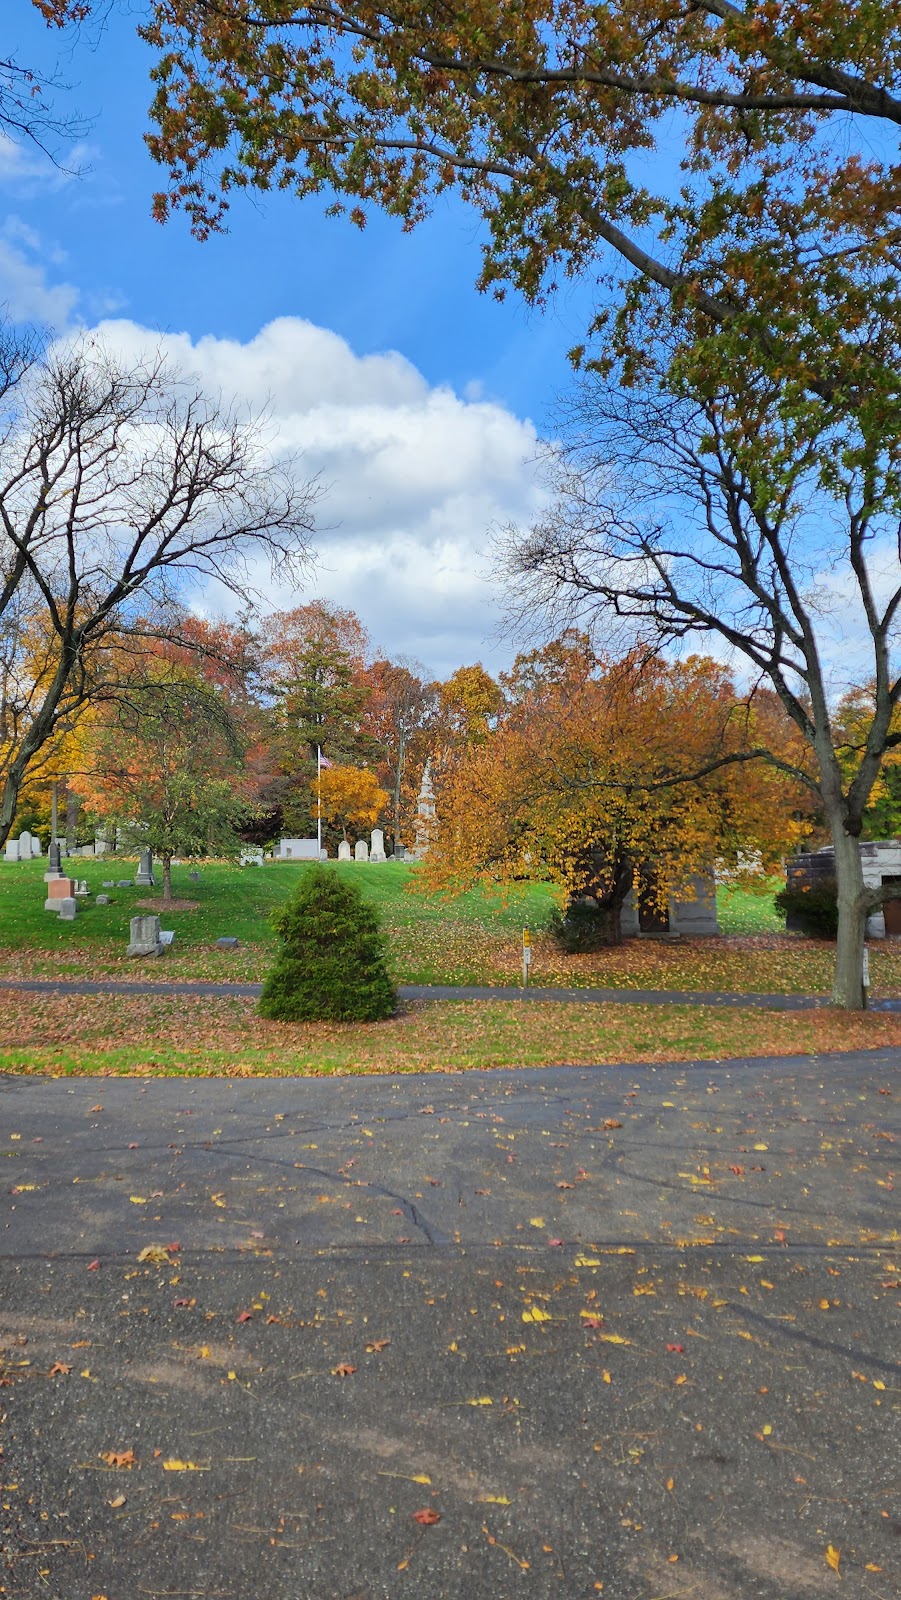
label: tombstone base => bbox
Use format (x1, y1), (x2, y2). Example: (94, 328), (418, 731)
(127, 940), (162, 958)
(43, 870), (66, 884)
(135, 873), (155, 888)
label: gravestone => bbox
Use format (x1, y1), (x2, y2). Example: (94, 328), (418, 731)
(75, 879), (90, 896)
(393, 844), (407, 861)
(354, 839), (369, 862)
(159, 930), (175, 949)
(17, 831), (33, 860)
(216, 936), (239, 950)
(3, 839), (18, 862)
(240, 848), (264, 867)
(59, 899), (77, 921)
(44, 876), (76, 915)
(95, 894), (110, 906)
(102, 880), (115, 888)
(46, 840), (62, 877)
(128, 915), (162, 957)
(338, 840), (352, 862)
(370, 828), (386, 863)
(136, 848), (155, 887)
(189, 870), (200, 883)
(116, 879), (133, 888)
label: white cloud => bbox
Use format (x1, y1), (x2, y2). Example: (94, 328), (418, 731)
(88, 316), (547, 676)
(0, 220), (78, 324)
(0, 134), (92, 194)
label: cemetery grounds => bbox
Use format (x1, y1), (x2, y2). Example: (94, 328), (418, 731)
(3, 859), (901, 1075)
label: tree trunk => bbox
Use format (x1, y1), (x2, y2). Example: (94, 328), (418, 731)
(830, 820), (868, 1009)
(65, 787), (78, 852)
(162, 855), (173, 904)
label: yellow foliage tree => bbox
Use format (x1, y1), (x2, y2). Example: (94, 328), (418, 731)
(313, 765), (388, 842)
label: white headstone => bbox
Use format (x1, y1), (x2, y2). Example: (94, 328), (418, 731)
(338, 840), (352, 862)
(354, 839), (369, 862)
(17, 831), (32, 859)
(4, 839), (18, 862)
(277, 838), (320, 859)
(370, 828), (386, 862)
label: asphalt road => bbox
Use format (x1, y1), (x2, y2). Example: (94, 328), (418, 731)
(0, 1049), (899, 1599)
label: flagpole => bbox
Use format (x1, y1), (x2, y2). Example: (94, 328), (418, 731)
(317, 744), (322, 856)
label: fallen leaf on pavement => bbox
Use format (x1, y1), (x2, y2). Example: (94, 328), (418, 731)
(412, 1508), (441, 1525)
(825, 1544), (841, 1572)
(48, 1362), (71, 1376)
(332, 1363), (356, 1376)
(100, 1450), (137, 1469)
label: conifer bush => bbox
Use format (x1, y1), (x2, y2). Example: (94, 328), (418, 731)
(258, 866), (397, 1022)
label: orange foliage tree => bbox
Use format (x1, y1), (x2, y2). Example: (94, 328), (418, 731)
(313, 765), (388, 844)
(424, 637), (810, 944)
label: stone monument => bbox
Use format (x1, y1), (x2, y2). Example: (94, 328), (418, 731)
(44, 876), (77, 917)
(354, 839), (369, 862)
(370, 827), (386, 863)
(136, 848), (155, 887)
(338, 840), (352, 861)
(127, 915), (163, 957)
(44, 841), (64, 883)
(413, 759), (436, 857)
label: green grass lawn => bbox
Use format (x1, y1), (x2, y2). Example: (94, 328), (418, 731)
(715, 880), (785, 934)
(5, 855), (896, 997)
(0, 857), (555, 982)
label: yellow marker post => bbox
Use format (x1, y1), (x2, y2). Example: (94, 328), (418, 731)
(522, 927), (532, 988)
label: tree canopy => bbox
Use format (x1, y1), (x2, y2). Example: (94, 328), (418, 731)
(422, 636), (809, 939)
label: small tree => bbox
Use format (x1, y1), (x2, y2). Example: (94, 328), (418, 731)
(259, 867), (396, 1022)
(314, 765), (387, 843)
(74, 665), (248, 902)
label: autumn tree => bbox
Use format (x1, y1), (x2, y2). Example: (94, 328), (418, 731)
(438, 665), (503, 746)
(73, 661), (249, 903)
(502, 366), (901, 1004)
(362, 657), (437, 843)
(0, 330), (317, 849)
(424, 638), (808, 943)
(135, 2), (901, 416)
(833, 686), (901, 842)
(313, 764), (388, 845)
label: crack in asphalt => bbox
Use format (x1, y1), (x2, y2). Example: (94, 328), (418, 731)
(182, 1139), (451, 1247)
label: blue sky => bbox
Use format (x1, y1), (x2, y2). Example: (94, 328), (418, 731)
(8, 2), (594, 417)
(3, 3), (612, 675)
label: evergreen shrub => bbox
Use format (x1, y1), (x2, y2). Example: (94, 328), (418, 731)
(774, 877), (839, 939)
(549, 899), (621, 951)
(258, 866), (397, 1022)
